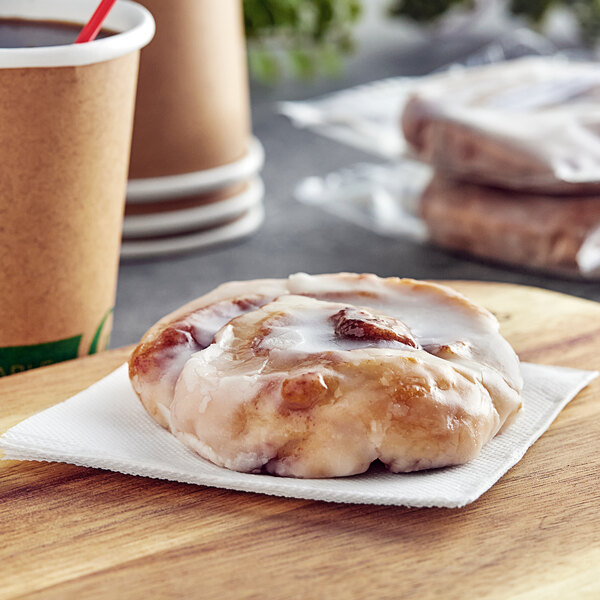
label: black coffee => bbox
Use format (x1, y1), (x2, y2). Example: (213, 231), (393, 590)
(0, 18), (114, 48)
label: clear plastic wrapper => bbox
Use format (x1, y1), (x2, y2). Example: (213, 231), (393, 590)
(402, 56), (600, 194)
(283, 45), (600, 193)
(279, 31), (561, 160)
(295, 162), (600, 279)
(283, 34), (600, 278)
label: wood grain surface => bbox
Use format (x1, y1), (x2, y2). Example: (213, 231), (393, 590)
(1, 281), (599, 600)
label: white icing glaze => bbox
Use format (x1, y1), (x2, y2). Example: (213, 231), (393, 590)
(255, 295), (418, 356)
(130, 274), (523, 477)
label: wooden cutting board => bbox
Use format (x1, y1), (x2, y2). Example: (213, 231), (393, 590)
(1, 281), (599, 600)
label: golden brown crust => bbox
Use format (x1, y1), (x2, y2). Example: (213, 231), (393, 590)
(421, 175), (600, 272)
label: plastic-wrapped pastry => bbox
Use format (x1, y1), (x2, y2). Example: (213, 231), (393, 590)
(401, 57), (600, 194)
(421, 175), (600, 275)
(129, 273), (522, 478)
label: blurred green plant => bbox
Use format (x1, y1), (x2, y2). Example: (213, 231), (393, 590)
(244, 1), (600, 84)
(389, 0), (600, 45)
(569, 0), (600, 45)
(387, 0), (472, 22)
(509, 0), (555, 22)
(244, 0), (362, 83)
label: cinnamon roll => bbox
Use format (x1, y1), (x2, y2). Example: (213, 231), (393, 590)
(129, 274), (522, 478)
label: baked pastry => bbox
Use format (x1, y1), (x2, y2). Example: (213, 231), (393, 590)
(401, 57), (600, 194)
(129, 274), (522, 478)
(420, 175), (600, 274)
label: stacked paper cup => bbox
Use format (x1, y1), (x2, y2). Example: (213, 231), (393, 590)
(122, 0), (264, 259)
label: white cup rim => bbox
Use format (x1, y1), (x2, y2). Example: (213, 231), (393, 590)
(0, 0), (155, 68)
(127, 137), (266, 203)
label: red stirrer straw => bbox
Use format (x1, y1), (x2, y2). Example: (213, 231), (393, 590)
(75, 0), (118, 43)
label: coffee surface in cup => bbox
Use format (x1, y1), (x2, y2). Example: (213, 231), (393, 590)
(0, 18), (114, 48)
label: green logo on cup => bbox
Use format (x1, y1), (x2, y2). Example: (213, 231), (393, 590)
(0, 307), (114, 377)
(89, 307), (114, 355)
(0, 335), (82, 378)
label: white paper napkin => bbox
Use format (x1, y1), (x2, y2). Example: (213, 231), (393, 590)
(1, 363), (596, 508)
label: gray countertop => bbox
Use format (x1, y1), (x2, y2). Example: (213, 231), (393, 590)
(112, 36), (600, 348)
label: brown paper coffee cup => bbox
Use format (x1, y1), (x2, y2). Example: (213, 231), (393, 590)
(129, 0), (251, 180)
(124, 183), (247, 216)
(0, 0), (154, 377)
